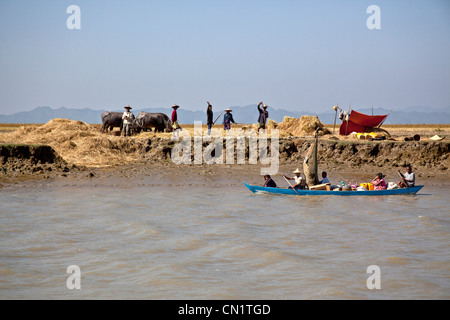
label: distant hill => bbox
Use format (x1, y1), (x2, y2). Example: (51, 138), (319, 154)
(0, 105), (449, 124)
(0, 105), (299, 124)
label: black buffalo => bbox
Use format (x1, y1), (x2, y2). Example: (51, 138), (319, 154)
(133, 112), (172, 133)
(101, 111), (124, 133)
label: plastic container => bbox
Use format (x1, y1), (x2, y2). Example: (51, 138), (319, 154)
(368, 183), (374, 191)
(360, 183), (368, 190)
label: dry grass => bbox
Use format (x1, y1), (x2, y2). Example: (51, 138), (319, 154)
(0, 123), (41, 132)
(278, 115), (330, 136)
(0, 119), (447, 168)
(0, 119), (140, 167)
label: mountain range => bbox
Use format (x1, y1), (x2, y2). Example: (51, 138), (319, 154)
(0, 105), (449, 125)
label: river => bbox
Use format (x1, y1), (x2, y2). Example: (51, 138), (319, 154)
(0, 171), (449, 299)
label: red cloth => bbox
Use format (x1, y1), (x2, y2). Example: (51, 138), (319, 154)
(171, 110), (177, 122)
(339, 110), (388, 135)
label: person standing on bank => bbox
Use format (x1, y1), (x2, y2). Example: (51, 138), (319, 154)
(206, 101), (213, 135)
(171, 104), (181, 131)
(257, 102), (269, 131)
(122, 105), (134, 137)
(171, 104), (181, 139)
(223, 108), (235, 130)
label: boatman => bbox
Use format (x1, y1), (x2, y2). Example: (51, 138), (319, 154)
(257, 102), (269, 131)
(282, 168), (304, 190)
(398, 164), (415, 188)
(122, 105), (134, 137)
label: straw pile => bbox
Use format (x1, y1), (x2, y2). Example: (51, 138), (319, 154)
(277, 116), (330, 136)
(0, 119), (139, 167)
(267, 119), (278, 129)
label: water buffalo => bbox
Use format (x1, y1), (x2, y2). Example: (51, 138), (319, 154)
(133, 112), (173, 133)
(101, 111), (124, 133)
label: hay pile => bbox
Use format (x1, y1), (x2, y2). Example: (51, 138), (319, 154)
(277, 116), (330, 136)
(267, 119), (278, 129)
(0, 119), (139, 167)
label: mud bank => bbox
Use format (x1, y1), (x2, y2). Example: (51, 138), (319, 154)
(289, 139), (449, 169)
(134, 137), (449, 169)
(1, 138), (448, 182)
(0, 144), (82, 178)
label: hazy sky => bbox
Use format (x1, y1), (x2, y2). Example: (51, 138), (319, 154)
(0, 0), (449, 114)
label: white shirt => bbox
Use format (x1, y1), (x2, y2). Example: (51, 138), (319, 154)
(122, 111), (133, 124)
(294, 176), (302, 185)
(403, 172), (415, 186)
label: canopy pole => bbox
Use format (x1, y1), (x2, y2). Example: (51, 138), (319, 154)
(332, 105), (339, 135)
(377, 109), (392, 128)
(345, 104), (351, 135)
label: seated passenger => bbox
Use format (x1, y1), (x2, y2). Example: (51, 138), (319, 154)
(371, 173), (387, 190)
(263, 175), (277, 188)
(319, 171), (330, 184)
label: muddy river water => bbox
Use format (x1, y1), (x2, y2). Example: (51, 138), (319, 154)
(0, 169), (449, 299)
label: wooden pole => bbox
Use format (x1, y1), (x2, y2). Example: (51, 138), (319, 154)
(332, 105), (339, 135)
(280, 174), (301, 196)
(345, 104), (351, 135)
(213, 112), (223, 125)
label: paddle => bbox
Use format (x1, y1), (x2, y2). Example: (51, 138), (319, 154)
(213, 113), (223, 125)
(398, 171), (409, 188)
(278, 173), (301, 196)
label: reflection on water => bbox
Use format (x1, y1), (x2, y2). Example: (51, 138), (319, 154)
(0, 175), (449, 299)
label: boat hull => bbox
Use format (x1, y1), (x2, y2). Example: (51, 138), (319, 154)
(243, 183), (423, 196)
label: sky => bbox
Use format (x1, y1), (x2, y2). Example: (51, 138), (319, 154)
(0, 0), (449, 115)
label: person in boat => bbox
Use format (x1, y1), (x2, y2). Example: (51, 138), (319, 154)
(223, 108), (235, 130)
(319, 171), (330, 184)
(398, 164), (415, 188)
(257, 102), (268, 131)
(371, 172), (387, 190)
(318, 171), (340, 190)
(282, 168), (305, 189)
(263, 175), (277, 188)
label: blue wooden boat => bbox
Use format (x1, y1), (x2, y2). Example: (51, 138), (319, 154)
(248, 128), (424, 197)
(243, 183), (424, 196)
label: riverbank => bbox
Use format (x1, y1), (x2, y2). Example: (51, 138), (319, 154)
(0, 119), (448, 186)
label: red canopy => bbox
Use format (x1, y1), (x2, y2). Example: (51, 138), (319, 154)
(339, 110), (388, 135)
